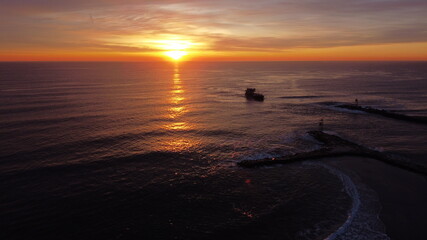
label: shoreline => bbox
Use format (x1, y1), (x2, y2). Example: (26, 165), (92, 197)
(324, 156), (427, 240)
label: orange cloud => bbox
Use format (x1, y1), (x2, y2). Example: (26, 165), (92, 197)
(1, 0), (427, 61)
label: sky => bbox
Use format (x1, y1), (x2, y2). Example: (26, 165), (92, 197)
(1, 0), (427, 61)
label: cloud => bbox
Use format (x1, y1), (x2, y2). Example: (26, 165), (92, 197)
(1, 0), (427, 56)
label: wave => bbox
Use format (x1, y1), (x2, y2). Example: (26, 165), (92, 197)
(0, 150), (192, 178)
(279, 95), (325, 99)
(307, 162), (390, 240)
(0, 114), (106, 129)
(318, 163), (361, 240)
(0, 103), (87, 115)
(316, 102), (367, 114)
(0, 127), (244, 174)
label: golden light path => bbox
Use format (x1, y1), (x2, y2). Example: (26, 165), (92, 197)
(161, 64), (197, 151)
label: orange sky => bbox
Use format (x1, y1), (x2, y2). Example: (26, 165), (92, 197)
(1, 0), (427, 61)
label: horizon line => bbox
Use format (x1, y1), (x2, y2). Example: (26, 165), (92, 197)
(1, 60), (427, 63)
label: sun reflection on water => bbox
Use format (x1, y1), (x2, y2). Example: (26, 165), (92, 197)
(163, 138), (194, 152)
(172, 89), (184, 94)
(161, 64), (196, 151)
(165, 122), (188, 130)
(167, 67), (188, 119)
(171, 96), (184, 104)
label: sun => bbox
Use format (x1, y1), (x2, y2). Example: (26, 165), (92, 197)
(152, 39), (192, 61)
(165, 51), (187, 61)
(141, 38), (200, 61)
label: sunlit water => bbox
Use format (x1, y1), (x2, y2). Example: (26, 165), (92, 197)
(1, 62), (426, 240)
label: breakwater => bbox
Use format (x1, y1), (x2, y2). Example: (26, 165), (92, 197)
(238, 131), (427, 175)
(337, 104), (427, 125)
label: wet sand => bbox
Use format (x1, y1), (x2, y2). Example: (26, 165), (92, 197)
(325, 157), (427, 240)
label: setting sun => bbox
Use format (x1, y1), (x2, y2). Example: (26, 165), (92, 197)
(165, 51), (187, 60)
(154, 39), (192, 61)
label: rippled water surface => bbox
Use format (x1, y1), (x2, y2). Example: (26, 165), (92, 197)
(1, 62), (426, 239)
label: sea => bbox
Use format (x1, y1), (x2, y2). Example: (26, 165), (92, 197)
(1, 61), (426, 240)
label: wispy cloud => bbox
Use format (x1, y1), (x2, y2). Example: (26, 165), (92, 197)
(1, 0), (427, 58)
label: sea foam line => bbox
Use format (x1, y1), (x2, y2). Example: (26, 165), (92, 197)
(303, 162), (360, 240)
(309, 162), (390, 240)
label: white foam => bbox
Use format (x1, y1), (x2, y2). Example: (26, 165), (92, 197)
(304, 162), (390, 240)
(319, 163), (361, 240)
(324, 104), (367, 115)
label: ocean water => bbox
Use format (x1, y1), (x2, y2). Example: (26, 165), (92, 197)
(1, 61), (426, 240)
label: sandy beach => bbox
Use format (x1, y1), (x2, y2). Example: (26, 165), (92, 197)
(325, 157), (427, 240)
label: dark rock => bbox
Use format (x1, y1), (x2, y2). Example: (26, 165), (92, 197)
(245, 88), (264, 101)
